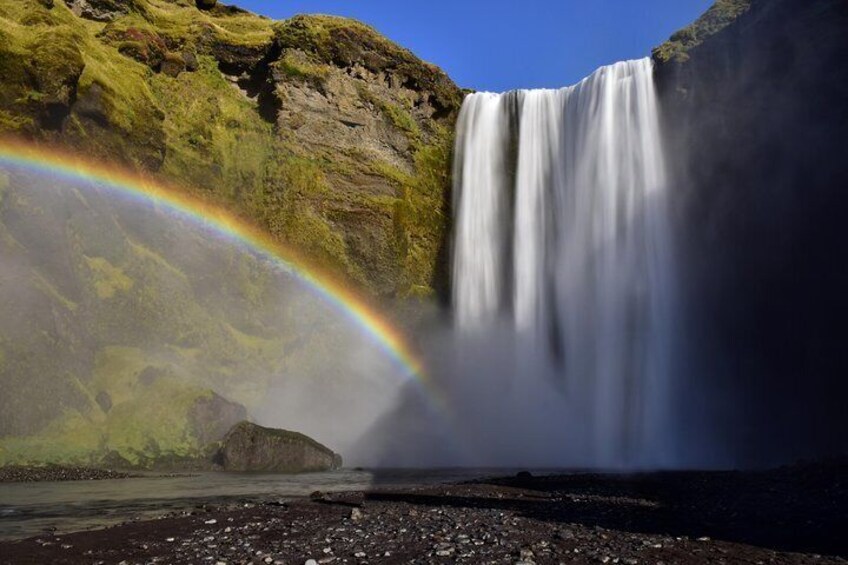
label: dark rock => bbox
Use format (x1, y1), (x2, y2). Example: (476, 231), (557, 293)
(0, 465), (135, 483)
(653, 0), (848, 465)
(182, 51), (199, 72)
(137, 366), (164, 387)
(196, 0), (217, 10)
(160, 52), (186, 77)
(188, 393), (247, 447)
(95, 391), (112, 413)
(64, 0), (131, 22)
(106, 27), (168, 69)
(216, 421), (342, 473)
(99, 450), (132, 469)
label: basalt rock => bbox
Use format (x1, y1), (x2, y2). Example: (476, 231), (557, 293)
(216, 421), (342, 473)
(653, 0), (848, 466)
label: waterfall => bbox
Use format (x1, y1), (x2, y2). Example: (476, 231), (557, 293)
(452, 58), (674, 466)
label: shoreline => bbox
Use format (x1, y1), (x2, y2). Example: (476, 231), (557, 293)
(0, 465), (140, 483)
(0, 462), (845, 564)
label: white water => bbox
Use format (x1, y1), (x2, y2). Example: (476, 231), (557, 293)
(452, 58), (675, 467)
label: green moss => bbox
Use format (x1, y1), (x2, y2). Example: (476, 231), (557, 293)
(275, 14), (461, 114)
(152, 55), (274, 203)
(258, 154), (366, 283)
(382, 102), (422, 144)
(653, 0), (752, 64)
(0, 0), (461, 302)
(84, 256), (134, 299)
(273, 50), (329, 84)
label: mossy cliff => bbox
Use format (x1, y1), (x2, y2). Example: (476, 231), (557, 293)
(0, 0), (462, 299)
(653, 0), (848, 465)
(0, 0), (462, 468)
(0, 165), (392, 467)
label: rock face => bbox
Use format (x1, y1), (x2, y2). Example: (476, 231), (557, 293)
(64, 0), (131, 22)
(217, 422), (342, 473)
(0, 0), (460, 467)
(653, 0), (848, 466)
(189, 393), (248, 447)
(0, 0), (462, 298)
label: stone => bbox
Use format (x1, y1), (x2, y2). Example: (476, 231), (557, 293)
(95, 391), (112, 413)
(182, 51), (200, 72)
(196, 0), (217, 9)
(215, 421), (342, 473)
(160, 53), (186, 78)
(64, 0), (131, 21)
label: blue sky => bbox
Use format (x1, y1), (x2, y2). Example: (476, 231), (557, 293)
(235, 1), (713, 92)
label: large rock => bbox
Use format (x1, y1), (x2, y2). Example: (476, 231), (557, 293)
(216, 422), (342, 473)
(64, 0), (132, 21)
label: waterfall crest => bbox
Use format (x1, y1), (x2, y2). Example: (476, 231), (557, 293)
(452, 58), (675, 466)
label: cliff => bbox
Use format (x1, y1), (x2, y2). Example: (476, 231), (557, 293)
(0, 0), (462, 298)
(0, 0), (461, 467)
(653, 0), (848, 466)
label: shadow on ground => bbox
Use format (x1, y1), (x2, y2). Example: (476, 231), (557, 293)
(362, 461), (847, 558)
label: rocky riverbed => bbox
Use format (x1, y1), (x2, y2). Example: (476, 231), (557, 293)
(0, 462), (844, 564)
(0, 465), (138, 483)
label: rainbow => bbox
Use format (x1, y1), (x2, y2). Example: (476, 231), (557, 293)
(0, 138), (435, 398)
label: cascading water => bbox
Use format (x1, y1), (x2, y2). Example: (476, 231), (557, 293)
(452, 58), (675, 467)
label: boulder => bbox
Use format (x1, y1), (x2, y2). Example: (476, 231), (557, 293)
(160, 52), (186, 77)
(196, 0), (216, 10)
(64, 0), (131, 22)
(216, 421), (342, 473)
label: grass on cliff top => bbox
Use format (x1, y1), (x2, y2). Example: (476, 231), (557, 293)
(653, 0), (753, 63)
(99, 1), (273, 51)
(274, 14), (461, 110)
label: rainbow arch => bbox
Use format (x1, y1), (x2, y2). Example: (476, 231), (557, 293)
(0, 138), (436, 400)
